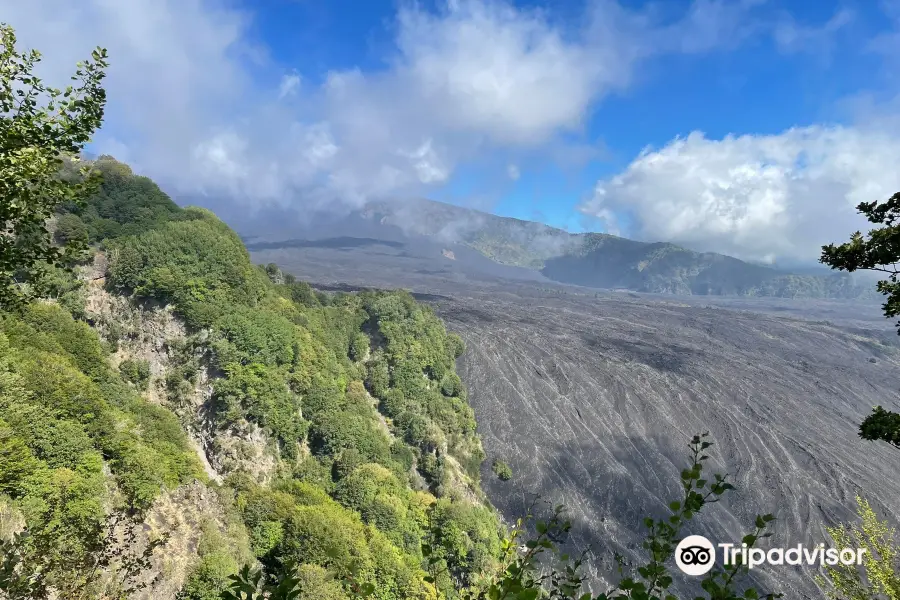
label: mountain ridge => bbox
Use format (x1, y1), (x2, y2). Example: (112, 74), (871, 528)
(322, 198), (875, 300)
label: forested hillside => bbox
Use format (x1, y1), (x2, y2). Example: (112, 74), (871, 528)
(0, 156), (503, 599)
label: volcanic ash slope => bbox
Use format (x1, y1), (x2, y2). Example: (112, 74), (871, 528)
(432, 291), (900, 598)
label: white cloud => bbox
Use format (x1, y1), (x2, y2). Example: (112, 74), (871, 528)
(579, 127), (900, 262)
(1, 0), (254, 191)
(393, 0), (629, 146)
(578, 1), (900, 264)
(507, 164), (520, 180)
(0, 0), (835, 215)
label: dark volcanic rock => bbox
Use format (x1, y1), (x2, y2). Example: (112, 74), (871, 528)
(435, 291), (900, 598)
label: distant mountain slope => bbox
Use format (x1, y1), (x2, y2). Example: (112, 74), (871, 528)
(354, 199), (875, 300)
(542, 234), (873, 299)
(363, 199), (578, 269)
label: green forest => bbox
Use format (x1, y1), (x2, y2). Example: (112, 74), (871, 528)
(0, 155), (512, 599)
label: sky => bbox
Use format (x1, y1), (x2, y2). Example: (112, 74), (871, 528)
(4, 0), (900, 265)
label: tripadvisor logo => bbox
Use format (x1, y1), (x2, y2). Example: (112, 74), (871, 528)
(674, 535), (868, 576)
(675, 535), (716, 576)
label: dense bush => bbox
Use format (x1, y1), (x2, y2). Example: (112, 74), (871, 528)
(226, 434), (786, 600)
(212, 308), (296, 367)
(491, 460), (512, 481)
(350, 332), (370, 362)
(106, 212), (267, 328)
(213, 363), (307, 457)
(60, 156), (195, 244)
(179, 518), (251, 600)
(356, 291), (483, 493)
(0, 312), (202, 596)
(54, 213), (89, 245)
(119, 358), (150, 389)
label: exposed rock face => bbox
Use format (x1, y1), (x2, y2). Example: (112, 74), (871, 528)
(429, 290), (900, 598)
(207, 421), (278, 484)
(82, 263), (223, 481)
(84, 273), (186, 406)
(74, 254), (280, 597)
(81, 255), (279, 486)
(107, 482), (229, 600)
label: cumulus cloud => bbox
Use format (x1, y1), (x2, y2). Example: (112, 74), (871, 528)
(578, 1), (900, 264)
(579, 127), (900, 263)
(1, 0), (255, 194)
(1, 0), (783, 213)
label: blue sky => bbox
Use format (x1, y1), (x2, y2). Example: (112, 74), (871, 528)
(5, 0), (900, 263)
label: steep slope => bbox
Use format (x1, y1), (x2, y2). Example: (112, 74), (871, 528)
(0, 157), (504, 600)
(542, 234), (871, 298)
(432, 288), (900, 597)
(237, 202), (552, 286)
(361, 199), (578, 269)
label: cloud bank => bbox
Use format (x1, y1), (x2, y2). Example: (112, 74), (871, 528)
(577, 3), (900, 263)
(5, 0), (897, 262)
(4, 0), (771, 209)
(579, 126), (900, 263)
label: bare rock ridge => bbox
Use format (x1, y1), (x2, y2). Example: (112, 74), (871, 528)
(78, 256), (275, 599)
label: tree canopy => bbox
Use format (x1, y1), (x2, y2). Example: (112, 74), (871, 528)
(821, 191), (900, 451)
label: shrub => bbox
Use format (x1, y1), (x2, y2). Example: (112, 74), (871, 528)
(213, 308), (296, 367)
(213, 363), (307, 456)
(440, 373), (463, 397)
(349, 332), (369, 362)
(179, 550), (237, 600)
(447, 333), (466, 359)
(308, 411), (391, 465)
(491, 459), (512, 481)
(119, 358), (150, 389)
(54, 213), (89, 246)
